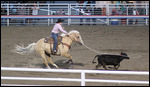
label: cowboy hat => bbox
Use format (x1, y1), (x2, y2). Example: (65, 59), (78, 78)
(56, 19), (64, 23)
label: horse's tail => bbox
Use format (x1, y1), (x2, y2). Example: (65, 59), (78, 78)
(11, 43), (36, 55)
(92, 55), (98, 64)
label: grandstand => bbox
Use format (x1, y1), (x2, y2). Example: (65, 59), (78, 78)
(1, 1), (77, 4)
(1, 1), (149, 26)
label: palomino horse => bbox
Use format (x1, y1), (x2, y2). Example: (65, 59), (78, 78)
(12, 30), (84, 69)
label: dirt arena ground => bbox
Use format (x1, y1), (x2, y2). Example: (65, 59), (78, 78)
(1, 25), (149, 86)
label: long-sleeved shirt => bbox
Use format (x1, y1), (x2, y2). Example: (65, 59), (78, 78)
(31, 6), (39, 15)
(51, 23), (67, 34)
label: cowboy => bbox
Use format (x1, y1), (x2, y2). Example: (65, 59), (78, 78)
(51, 19), (68, 53)
(31, 4), (40, 25)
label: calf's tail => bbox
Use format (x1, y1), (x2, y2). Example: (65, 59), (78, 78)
(92, 55), (98, 64)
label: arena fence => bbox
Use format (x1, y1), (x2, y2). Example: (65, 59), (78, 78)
(1, 15), (149, 26)
(1, 67), (149, 86)
(1, 3), (149, 26)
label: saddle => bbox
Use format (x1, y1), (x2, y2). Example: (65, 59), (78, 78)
(44, 36), (62, 45)
(44, 35), (71, 55)
(44, 36), (62, 54)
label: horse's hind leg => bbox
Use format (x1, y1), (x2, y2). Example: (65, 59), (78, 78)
(45, 51), (58, 69)
(47, 57), (58, 69)
(40, 53), (51, 69)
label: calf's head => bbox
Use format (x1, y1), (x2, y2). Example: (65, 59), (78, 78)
(120, 52), (129, 59)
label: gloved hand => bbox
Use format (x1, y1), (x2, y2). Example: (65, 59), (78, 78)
(66, 33), (69, 37)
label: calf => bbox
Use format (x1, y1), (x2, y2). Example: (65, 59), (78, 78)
(92, 52), (129, 70)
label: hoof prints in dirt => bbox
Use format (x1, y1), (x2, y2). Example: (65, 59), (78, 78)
(11, 60), (85, 69)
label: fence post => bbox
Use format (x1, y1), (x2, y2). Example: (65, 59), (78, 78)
(50, 4), (54, 25)
(68, 4), (71, 25)
(145, 4), (148, 25)
(48, 4), (50, 26)
(81, 71), (85, 86)
(7, 4), (9, 26)
(106, 4), (109, 25)
(126, 6), (129, 25)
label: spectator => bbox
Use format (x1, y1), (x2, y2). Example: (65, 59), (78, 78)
(121, 1), (127, 15)
(32, 4), (39, 15)
(133, 8), (139, 25)
(116, 9), (122, 15)
(128, 6), (133, 15)
(96, 7), (102, 15)
(18, 4), (26, 26)
(61, 10), (65, 15)
(85, 7), (92, 25)
(86, 1), (91, 7)
(1, 5), (7, 15)
(79, 6), (84, 25)
(31, 4), (40, 25)
(93, 7), (103, 25)
(11, 5), (17, 15)
(128, 6), (133, 24)
(76, 1), (83, 15)
(57, 9), (65, 15)
(1, 5), (7, 26)
(102, 6), (106, 15)
(112, 8), (116, 15)
(92, 6), (97, 25)
(28, 5), (33, 24)
(116, 1), (121, 7)
(116, 9), (122, 25)
(121, 6), (127, 15)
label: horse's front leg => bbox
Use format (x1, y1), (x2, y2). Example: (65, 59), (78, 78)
(62, 53), (74, 68)
(62, 53), (73, 63)
(63, 59), (72, 64)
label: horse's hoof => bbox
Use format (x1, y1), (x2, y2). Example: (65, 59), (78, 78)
(53, 64), (59, 69)
(70, 64), (74, 69)
(63, 60), (69, 64)
(47, 66), (51, 69)
(63, 61), (66, 63)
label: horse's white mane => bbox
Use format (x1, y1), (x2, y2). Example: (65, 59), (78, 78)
(60, 30), (79, 37)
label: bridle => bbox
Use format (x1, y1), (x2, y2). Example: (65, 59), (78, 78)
(67, 34), (73, 41)
(68, 33), (80, 41)
(61, 33), (80, 49)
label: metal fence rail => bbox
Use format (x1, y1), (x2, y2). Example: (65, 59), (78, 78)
(1, 67), (149, 86)
(1, 15), (149, 26)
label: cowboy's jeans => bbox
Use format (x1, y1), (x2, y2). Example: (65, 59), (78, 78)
(51, 33), (58, 51)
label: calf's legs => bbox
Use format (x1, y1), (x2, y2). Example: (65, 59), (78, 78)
(95, 63), (102, 69)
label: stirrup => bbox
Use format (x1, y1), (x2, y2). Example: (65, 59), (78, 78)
(53, 50), (57, 54)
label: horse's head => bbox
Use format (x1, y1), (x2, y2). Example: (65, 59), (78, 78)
(68, 30), (84, 45)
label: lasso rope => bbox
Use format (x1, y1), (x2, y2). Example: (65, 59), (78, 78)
(81, 40), (141, 59)
(80, 39), (109, 54)
(82, 43), (108, 54)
